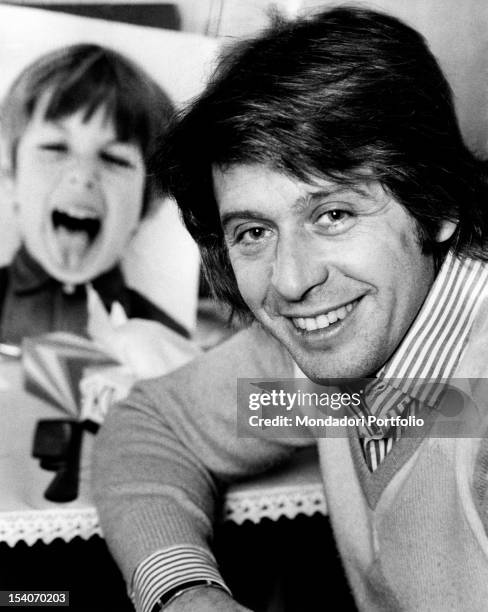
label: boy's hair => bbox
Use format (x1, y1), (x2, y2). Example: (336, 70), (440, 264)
(1, 43), (175, 216)
(155, 6), (488, 316)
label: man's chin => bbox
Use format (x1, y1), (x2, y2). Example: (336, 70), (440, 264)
(256, 316), (384, 380)
(276, 337), (376, 381)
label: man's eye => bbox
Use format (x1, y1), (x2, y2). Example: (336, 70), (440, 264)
(100, 152), (133, 168)
(236, 227), (268, 244)
(316, 209), (352, 229)
(321, 209), (348, 222)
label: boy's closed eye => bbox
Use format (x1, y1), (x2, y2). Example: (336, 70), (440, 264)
(36, 141), (140, 171)
(99, 150), (135, 169)
(100, 141), (143, 171)
(39, 142), (68, 153)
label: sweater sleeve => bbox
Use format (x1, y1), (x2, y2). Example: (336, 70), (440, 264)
(91, 324), (313, 586)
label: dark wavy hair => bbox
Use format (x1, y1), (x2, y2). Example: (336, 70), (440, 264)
(155, 6), (488, 315)
(2, 43), (175, 217)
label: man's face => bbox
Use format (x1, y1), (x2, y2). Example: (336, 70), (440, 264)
(214, 163), (444, 380)
(11, 97), (145, 285)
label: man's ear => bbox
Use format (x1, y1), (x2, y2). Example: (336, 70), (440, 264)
(436, 219), (457, 243)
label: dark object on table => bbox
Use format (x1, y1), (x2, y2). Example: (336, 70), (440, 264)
(32, 419), (83, 503)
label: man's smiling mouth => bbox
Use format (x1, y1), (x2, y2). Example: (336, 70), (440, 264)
(290, 299), (360, 331)
(51, 206), (103, 270)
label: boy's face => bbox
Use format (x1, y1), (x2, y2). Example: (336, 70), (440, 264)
(11, 97), (146, 284)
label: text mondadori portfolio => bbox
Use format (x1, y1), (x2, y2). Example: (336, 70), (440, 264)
(248, 415), (424, 427)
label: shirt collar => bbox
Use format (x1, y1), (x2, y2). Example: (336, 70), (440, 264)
(10, 246), (54, 294)
(10, 246), (125, 300)
(378, 251), (488, 404)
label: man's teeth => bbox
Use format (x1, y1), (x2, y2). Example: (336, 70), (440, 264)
(292, 302), (355, 331)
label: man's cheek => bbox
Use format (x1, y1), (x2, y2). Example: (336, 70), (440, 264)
(234, 270), (265, 311)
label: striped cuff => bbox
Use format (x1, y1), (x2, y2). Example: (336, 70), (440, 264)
(131, 545), (231, 612)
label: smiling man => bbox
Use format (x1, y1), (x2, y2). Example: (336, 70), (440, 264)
(93, 7), (488, 612)
(213, 166), (454, 381)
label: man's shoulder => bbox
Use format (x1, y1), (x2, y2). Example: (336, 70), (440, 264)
(180, 323), (293, 378)
(199, 323), (293, 370)
(141, 324), (294, 400)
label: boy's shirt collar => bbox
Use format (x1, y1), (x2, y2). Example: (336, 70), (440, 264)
(10, 245), (53, 294)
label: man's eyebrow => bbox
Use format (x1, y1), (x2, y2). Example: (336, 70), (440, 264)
(292, 184), (369, 214)
(220, 210), (264, 230)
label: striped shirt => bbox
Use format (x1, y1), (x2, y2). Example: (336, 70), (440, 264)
(132, 252), (488, 609)
(131, 546), (230, 612)
(354, 252), (488, 471)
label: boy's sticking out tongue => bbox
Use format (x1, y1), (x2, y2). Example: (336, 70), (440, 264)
(55, 226), (90, 270)
(52, 209), (101, 271)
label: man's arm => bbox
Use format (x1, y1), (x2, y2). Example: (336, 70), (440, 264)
(92, 325), (312, 610)
(164, 586), (250, 612)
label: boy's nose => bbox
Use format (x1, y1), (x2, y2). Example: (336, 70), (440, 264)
(69, 174), (95, 190)
(67, 160), (98, 190)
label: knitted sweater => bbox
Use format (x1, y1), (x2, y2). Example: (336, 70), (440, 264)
(92, 310), (488, 611)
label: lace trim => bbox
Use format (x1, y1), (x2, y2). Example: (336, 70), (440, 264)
(222, 483), (327, 525)
(0, 508), (101, 547)
(1, 484), (327, 546)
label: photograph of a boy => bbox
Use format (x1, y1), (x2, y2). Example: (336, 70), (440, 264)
(0, 43), (188, 345)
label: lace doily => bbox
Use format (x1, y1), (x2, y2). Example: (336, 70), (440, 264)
(0, 483), (327, 546)
(223, 482), (327, 525)
(0, 508), (101, 548)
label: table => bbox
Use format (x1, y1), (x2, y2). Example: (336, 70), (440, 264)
(0, 360), (326, 547)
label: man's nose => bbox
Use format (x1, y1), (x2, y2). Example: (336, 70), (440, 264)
(66, 157), (98, 190)
(270, 235), (329, 302)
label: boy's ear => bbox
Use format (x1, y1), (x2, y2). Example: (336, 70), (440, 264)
(436, 219), (457, 243)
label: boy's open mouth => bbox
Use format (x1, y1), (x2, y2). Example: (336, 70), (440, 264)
(51, 207), (103, 270)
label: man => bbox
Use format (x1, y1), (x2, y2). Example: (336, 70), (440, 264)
(93, 6), (488, 611)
